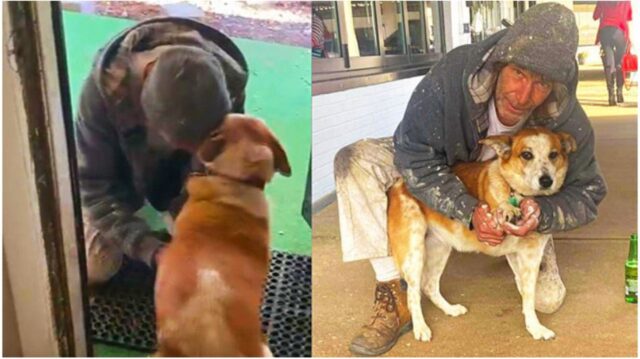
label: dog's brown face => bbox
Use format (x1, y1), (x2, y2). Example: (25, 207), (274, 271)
(197, 114), (291, 184)
(480, 127), (576, 197)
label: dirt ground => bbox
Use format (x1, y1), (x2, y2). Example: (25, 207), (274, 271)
(65, 1), (310, 47)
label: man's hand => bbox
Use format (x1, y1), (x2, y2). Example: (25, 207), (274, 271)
(151, 244), (167, 272)
(471, 202), (506, 246)
(502, 197), (540, 236)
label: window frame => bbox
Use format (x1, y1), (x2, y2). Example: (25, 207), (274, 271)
(5, 1), (91, 356)
(312, 1), (445, 94)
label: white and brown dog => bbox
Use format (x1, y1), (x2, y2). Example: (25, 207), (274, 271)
(154, 114), (291, 356)
(387, 127), (576, 342)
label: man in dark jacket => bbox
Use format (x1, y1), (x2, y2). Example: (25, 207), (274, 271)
(76, 17), (248, 284)
(334, 3), (607, 355)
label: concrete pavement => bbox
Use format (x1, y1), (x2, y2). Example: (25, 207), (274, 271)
(311, 76), (638, 357)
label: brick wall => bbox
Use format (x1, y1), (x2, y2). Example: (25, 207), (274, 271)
(312, 75), (424, 204)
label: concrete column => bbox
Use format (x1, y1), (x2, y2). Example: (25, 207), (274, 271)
(443, 0), (472, 51)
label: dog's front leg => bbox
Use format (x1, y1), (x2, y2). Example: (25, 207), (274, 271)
(516, 235), (556, 340)
(506, 253), (523, 296)
(402, 230), (432, 342)
(262, 344), (273, 357)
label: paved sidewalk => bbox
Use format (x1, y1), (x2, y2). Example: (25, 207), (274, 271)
(563, 76), (637, 239)
(312, 77), (638, 357)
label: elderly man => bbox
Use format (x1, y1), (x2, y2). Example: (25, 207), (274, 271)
(334, 3), (607, 356)
(76, 17), (248, 284)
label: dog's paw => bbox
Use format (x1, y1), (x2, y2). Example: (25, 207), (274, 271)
(413, 322), (432, 342)
(443, 304), (468, 317)
(526, 324), (556, 340)
(497, 203), (521, 224)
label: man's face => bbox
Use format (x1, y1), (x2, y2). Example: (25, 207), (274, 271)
(153, 123), (210, 154)
(494, 64), (553, 126)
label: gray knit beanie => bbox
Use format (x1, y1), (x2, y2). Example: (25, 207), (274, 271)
(490, 2), (578, 84)
(141, 45), (231, 148)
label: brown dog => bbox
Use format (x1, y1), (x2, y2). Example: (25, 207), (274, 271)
(387, 127), (576, 342)
(154, 114), (291, 356)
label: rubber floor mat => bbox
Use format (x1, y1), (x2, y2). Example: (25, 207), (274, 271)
(89, 251), (311, 357)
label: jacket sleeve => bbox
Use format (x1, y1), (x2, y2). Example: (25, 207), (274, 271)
(76, 76), (165, 267)
(393, 74), (479, 227)
(535, 105), (608, 233)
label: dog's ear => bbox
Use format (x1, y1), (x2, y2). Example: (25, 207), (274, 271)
(142, 60), (157, 82)
(246, 117), (292, 177)
(479, 135), (512, 159)
(267, 135), (291, 177)
(197, 130), (226, 163)
(557, 132), (577, 154)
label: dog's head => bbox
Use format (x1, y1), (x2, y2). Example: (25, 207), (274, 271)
(479, 127), (576, 196)
(197, 114), (291, 186)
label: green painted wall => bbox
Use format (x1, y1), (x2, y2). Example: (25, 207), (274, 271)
(62, 11), (311, 255)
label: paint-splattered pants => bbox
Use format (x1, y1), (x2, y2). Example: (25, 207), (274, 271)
(84, 213), (123, 285)
(84, 212), (174, 285)
(334, 137), (566, 313)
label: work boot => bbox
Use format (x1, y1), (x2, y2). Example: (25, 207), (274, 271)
(606, 71), (616, 106)
(616, 67), (625, 103)
(535, 239), (566, 314)
(349, 279), (412, 356)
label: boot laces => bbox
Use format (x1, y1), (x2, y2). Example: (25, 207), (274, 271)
(366, 283), (398, 327)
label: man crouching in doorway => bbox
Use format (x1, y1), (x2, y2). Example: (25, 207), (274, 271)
(334, 3), (607, 356)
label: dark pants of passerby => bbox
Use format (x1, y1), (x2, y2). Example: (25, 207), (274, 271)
(599, 26), (627, 105)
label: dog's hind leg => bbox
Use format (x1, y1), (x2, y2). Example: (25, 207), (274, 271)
(515, 235), (555, 340)
(387, 183), (432, 342)
(422, 236), (467, 317)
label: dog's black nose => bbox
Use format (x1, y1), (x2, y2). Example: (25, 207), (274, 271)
(539, 175), (553, 189)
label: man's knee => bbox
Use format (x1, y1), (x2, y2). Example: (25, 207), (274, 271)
(85, 223), (123, 285)
(335, 140), (366, 178)
(334, 139), (392, 179)
(536, 238), (566, 314)
(536, 280), (566, 314)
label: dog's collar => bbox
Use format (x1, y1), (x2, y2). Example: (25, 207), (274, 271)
(190, 170), (265, 190)
(508, 188), (521, 207)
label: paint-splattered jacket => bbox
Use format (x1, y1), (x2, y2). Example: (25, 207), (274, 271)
(75, 17), (248, 265)
(393, 29), (607, 233)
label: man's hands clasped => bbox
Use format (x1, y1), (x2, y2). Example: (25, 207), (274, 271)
(471, 198), (541, 246)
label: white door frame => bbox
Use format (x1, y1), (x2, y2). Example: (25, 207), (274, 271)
(3, 2), (90, 356)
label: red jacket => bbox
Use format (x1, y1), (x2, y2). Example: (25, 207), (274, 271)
(593, 1), (632, 44)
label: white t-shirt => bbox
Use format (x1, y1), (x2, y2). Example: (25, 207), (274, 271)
(477, 98), (526, 161)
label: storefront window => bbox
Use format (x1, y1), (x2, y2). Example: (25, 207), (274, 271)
(379, 1), (405, 55)
(313, 0), (446, 91)
(425, 1), (442, 52)
(468, 1), (516, 43)
(349, 1), (379, 57)
(406, 1), (427, 54)
(312, 2), (342, 58)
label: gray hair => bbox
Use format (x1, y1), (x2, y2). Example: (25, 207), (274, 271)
(141, 45), (231, 149)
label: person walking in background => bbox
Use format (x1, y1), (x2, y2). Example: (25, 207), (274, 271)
(312, 10), (328, 58)
(593, 1), (632, 106)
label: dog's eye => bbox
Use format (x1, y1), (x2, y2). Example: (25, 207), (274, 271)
(549, 152), (558, 160)
(520, 151), (533, 161)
